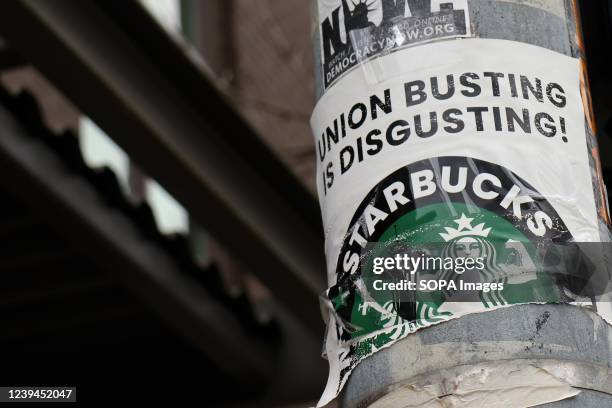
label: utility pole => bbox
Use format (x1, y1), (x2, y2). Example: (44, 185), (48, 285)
(311, 1), (612, 407)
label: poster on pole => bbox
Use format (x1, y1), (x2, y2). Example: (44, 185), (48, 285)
(311, 29), (608, 405)
(317, 0), (471, 89)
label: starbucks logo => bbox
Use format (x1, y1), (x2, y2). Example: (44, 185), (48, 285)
(322, 156), (596, 393)
(326, 156), (576, 346)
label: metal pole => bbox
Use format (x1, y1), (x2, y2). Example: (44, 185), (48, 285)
(311, 0), (612, 406)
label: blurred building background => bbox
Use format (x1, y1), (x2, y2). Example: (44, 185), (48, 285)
(0, 1), (322, 407)
(0, 0), (610, 407)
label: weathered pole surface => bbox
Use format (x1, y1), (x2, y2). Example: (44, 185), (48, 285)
(311, 0), (612, 407)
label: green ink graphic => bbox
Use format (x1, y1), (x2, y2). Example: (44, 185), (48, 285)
(325, 156), (573, 377)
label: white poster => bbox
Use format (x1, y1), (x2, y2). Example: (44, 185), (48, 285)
(311, 37), (601, 406)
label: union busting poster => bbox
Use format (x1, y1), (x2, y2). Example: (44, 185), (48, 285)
(311, 1), (606, 406)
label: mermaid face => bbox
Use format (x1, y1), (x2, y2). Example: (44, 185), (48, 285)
(454, 237), (483, 259)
